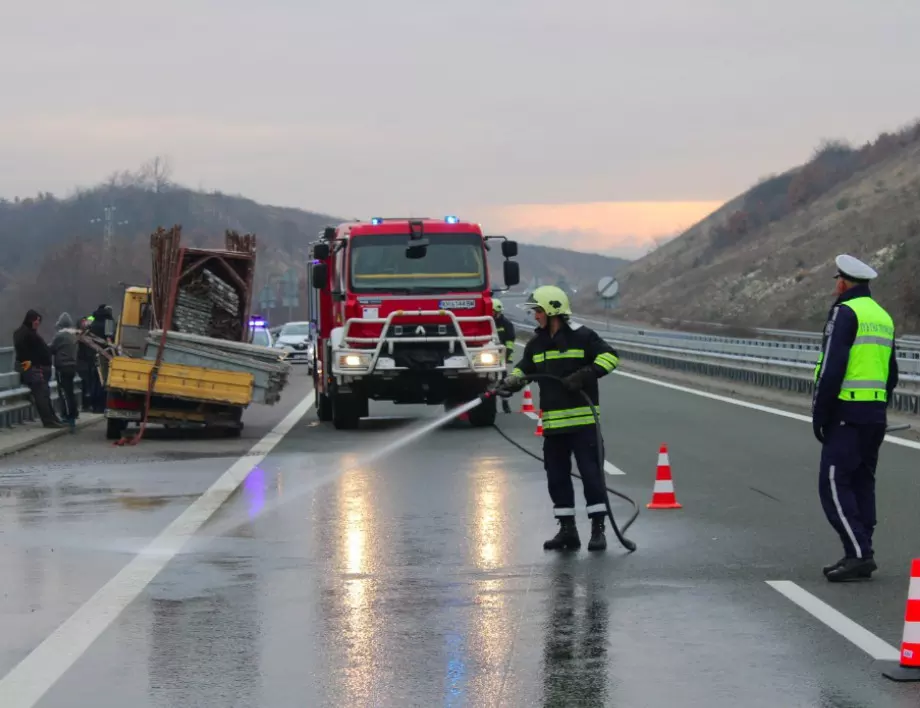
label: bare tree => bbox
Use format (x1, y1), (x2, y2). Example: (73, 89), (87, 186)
(138, 156), (174, 193)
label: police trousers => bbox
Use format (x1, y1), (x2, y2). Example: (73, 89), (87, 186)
(543, 426), (607, 519)
(818, 421), (886, 560)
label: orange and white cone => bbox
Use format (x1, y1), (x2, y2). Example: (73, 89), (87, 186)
(520, 385), (535, 414)
(883, 558), (920, 682)
(647, 444), (682, 509)
(534, 411), (543, 437)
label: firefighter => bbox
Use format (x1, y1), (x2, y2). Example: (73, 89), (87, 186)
(813, 254), (898, 582)
(492, 298), (517, 414)
(494, 286), (620, 551)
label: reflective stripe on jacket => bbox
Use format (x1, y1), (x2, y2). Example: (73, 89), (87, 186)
(511, 321), (618, 434)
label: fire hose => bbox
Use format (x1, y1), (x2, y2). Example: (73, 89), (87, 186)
(480, 373), (639, 552)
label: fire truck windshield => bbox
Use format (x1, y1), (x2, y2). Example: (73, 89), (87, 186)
(350, 232), (486, 293)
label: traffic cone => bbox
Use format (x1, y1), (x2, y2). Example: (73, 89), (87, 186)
(647, 444), (682, 509)
(883, 558), (920, 682)
(520, 385), (536, 414)
(534, 411), (543, 437)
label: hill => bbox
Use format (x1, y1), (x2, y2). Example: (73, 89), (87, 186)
(0, 159), (628, 337)
(610, 120), (920, 333)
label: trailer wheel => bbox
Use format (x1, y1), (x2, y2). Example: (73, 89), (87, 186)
(316, 389), (333, 421)
(467, 394), (496, 427)
(106, 419), (127, 440)
(332, 393), (361, 430)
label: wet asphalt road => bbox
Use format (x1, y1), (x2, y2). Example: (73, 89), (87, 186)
(1, 366), (919, 706)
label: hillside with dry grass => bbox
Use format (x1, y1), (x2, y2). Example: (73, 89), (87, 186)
(605, 121), (920, 333)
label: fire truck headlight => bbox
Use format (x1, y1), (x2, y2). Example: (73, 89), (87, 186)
(339, 353), (370, 369)
(473, 350), (499, 367)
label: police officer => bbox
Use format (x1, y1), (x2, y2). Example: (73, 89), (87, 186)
(495, 286), (620, 551)
(492, 298), (517, 414)
(813, 254), (898, 582)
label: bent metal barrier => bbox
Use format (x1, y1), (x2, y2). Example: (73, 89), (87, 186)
(508, 319), (920, 416)
(0, 346), (85, 428)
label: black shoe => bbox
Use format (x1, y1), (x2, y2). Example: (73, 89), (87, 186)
(501, 400), (512, 414)
(826, 557), (877, 582)
(544, 518), (580, 551)
(823, 557), (847, 576)
(587, 516), (607, 552)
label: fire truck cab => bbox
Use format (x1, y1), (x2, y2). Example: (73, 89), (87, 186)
(308, 217), (520, 429)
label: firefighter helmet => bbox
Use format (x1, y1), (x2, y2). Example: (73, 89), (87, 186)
(525, 285), (571, 317)
(492, 298), (503, 314)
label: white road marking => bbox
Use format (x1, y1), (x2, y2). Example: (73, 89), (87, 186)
(766, 580), (900, 661)
(0, 394), (316, 708)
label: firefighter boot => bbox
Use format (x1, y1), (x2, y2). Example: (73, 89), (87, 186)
(543, 517), (580, 551)
(588, 516), (607, 552)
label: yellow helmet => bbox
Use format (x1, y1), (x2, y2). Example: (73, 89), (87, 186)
(492, 298), (503, 314)
(525, 285), (571, 317)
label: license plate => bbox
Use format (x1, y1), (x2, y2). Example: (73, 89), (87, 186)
(439, 300), (476, 310)
(106, 409), (141, 420)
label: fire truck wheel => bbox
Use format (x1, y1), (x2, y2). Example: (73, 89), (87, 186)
(467, 394), (497, 427)
(332, 393), (361, 430)
(316, 389), (333, 421)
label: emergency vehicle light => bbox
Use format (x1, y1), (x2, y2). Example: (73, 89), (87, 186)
(371, 217), (383, 225)
(250, 318), (266, 327)
(445, 215), (459, 224)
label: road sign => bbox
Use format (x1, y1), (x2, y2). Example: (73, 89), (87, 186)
(598, 277), (619, 300)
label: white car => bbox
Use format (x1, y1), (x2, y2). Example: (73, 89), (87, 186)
(274, 321), (315, 370)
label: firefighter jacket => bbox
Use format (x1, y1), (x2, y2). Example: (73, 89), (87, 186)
(494, 313), (516, 362)
(511, 321), (619, 435)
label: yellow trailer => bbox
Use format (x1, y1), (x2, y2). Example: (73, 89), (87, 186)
(105, 356), (254, 440)
(104, 285), (256, 440)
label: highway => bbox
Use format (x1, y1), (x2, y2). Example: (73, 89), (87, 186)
(0, 366), (919, 706)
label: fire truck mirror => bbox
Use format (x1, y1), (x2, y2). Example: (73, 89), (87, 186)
(501, 240), (518, 258)
(503, 260), (520, 286)
(323, 227), (336, 241)
(311, 263), (328, 289)
(312, 243), (330, 260)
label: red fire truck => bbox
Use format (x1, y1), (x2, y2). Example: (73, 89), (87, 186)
(308, 217), (520, 429)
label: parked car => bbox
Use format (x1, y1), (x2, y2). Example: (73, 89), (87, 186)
(273, 321), (314, 371)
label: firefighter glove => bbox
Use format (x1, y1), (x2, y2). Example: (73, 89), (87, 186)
(496, 374), (525, 397)
(562, 366), (595, 393)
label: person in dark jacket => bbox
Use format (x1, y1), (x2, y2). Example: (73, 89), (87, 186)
(494, 285), (620, 552)
(50, 312), (79, 430)
(492, 298), (517, 414)
(13, 310), (64, 428)
(76, 316), (97, 411)
(87, 305), (114, 412)
(812, 254), (898, 582)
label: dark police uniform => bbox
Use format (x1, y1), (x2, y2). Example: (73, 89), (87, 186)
(510, 320), (619, 548)
(812, 254), (898, 582)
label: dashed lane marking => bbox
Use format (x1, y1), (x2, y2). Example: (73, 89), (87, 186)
(766, 580), (900, 661)
(0, 394), (317, 708)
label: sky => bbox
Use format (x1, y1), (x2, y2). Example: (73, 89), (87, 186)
(3, 1), (920, 259)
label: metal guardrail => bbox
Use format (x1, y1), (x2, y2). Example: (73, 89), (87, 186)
(0, 375), (85, 428)
(508, 317), (920, 416)
(0, 346), (87, 428)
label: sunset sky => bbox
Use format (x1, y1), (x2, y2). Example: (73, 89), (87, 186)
(3, 2), (920, 259)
